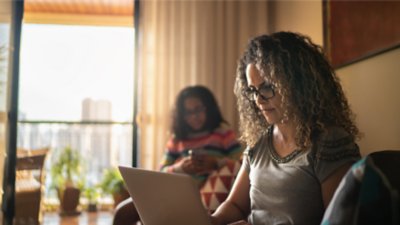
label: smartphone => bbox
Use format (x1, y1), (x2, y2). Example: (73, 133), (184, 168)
(188, 148), (207, 162)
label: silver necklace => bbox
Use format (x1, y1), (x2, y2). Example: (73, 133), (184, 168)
(268, 126), (301, 164)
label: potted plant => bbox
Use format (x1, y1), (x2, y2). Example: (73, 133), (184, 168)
(99, 167), (130, 207)
(50, 146), (84, 215)
(83, 185), (100, 212)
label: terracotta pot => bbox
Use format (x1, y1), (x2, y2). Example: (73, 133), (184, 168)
(59, 186), (81, 216)
(112, 187), (130, 208)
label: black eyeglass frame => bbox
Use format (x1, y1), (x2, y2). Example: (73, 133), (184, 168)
(244, 82), (275, 102)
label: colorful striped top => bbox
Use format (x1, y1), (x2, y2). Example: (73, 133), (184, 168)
(160, 123), (242, 182)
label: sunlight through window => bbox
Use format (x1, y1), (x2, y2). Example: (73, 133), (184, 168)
(18, 24), (135, 210)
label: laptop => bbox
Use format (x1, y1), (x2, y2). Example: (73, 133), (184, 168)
(118, 166), (213, 225)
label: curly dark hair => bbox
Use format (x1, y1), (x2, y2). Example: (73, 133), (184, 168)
(171, 85), (226, 140)
(234, 31), (359, 148)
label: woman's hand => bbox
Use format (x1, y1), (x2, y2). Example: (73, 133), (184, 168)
(192, 155), (218, 175)
(173, 157), (198, 175)
(173, 154), (219, 175)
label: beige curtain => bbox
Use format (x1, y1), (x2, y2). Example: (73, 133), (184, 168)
(137, 0), (270, 170)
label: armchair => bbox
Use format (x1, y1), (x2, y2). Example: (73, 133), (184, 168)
(15, 148), (49, 225)
(322, 150), (400, 225)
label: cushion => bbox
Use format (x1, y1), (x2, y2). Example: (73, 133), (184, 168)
(200, 160), (241, 211)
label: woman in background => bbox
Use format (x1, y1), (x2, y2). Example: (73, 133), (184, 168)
(113, 85), (242, 225)
(160, 85), (242, 211)
(211, 32), (361, 225)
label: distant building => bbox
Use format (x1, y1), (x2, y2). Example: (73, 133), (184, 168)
(81, 98), (112, 183)
(82, 98), (112, 122)
(17, 98), (132, 188)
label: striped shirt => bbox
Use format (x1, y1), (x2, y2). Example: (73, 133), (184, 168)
(160, 124), (242, 182)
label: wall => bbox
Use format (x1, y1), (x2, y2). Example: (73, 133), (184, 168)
(268, 0), (400, 155)
(268, 0), (323, 46)
(338, 48), (400, 155)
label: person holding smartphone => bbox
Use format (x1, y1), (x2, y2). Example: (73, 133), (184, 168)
(113, 85), (242, 225)
(160, 85), (242, 192)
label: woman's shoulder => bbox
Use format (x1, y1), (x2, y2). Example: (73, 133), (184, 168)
(243, 128), (270, 159)
(314, 126), (360, 161)
(318, 126), (354, 148)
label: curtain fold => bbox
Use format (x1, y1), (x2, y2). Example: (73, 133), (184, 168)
(137, 0), (269, 170)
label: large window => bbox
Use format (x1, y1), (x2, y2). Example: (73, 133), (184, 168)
(18, 24), (134, 205)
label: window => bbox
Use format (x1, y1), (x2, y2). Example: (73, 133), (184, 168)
(18, 24), (134, 206)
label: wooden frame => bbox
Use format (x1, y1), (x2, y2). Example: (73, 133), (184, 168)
(323, 1), (400, 69)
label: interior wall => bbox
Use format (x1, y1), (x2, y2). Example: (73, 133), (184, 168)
(268, 0), (323, 46)
(338, 48), (400, 155)
(268, 0), (400, 155)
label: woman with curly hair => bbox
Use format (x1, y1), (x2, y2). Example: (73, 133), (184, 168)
(210, 32), (361, 225)
(160, 85), (242, 190)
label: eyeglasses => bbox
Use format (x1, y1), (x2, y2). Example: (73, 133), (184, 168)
(184, 106), (206, 118)
(244, 82), (275, 101)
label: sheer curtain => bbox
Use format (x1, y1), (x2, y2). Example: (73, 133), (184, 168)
(136, 0), (269, 170)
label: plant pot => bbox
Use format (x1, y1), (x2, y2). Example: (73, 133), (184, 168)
(87, 203), (97, 212)
(59, 186), (81, 216)
(112, 186), (130, 208)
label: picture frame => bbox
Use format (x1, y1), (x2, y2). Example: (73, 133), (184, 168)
(323, 1), (400, 69)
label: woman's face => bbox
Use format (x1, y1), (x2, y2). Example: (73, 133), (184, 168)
(183, 97), (207, 131)
(245, 64), (284, 124)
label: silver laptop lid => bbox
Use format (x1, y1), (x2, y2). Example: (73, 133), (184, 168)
(118, 166), (212, 225)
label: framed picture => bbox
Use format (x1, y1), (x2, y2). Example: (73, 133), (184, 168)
(323, 1), (400, 68)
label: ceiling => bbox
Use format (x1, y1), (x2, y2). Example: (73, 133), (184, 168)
(24, 0), (134, 26)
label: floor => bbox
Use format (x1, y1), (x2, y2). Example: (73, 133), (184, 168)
(43, 211), (114, 225)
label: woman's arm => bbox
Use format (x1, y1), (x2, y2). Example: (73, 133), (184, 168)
(316, 127), (360, 208)
(321, 162), (352, 208)
(159, 151), (180, 173)
(211, 165), (251, 225)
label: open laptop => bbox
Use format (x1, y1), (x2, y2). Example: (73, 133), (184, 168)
(118, 166), (213, 225)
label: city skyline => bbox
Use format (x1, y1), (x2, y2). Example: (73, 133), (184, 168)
(18, 97), (133, 194)
(19, 97), (120, 121)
